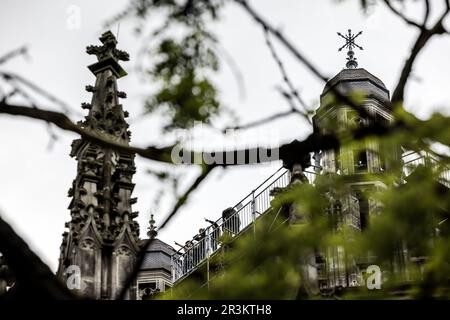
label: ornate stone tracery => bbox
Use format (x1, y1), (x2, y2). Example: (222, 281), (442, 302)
(57, 31), (140, 300)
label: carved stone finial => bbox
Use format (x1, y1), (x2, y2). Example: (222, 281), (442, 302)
(86, 30), (129, 78)
(86, 31), (129, 62)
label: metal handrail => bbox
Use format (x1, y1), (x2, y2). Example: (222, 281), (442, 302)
(172, 167), (300, 282)
(171, 151), (449, 283)
(402, 151), (450, 186)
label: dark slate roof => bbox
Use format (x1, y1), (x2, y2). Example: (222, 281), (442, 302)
(140, 238), (176, 272)
(146, 238), (175, 255)
(320, 68), (390, 106)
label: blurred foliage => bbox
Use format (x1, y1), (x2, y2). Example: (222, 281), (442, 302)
(160, 108), (450, 299)
(111, 0), (224, 131)
(108, 0), (226, 214)
(147, 32), (219, 130)
(106, 0), (450, 299)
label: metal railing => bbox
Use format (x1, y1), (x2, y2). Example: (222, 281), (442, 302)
(171, 151), (449, 283)
(171, 166), (318, 282)
(402, 151), (450, 186)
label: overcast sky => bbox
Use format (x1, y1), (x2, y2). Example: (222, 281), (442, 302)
(1, 0), (449, 271)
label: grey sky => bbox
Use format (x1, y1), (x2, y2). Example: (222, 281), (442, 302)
(0, 0), (449, 271)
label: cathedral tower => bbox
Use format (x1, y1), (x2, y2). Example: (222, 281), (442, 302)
(57, 31), (140, 299)
(313, 31), (396, 233)
(283, 30), (401, 292)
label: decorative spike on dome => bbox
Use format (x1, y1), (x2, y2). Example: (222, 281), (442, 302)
(337, 29), (363, 69)
(147, 213), (158, 239)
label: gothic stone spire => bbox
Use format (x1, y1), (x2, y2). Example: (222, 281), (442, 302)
(80, 31), (131, 142)
(57, 31), (140, 300)
(86, 30), (130, 65)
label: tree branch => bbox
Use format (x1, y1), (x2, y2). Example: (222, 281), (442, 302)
(0, 214), (74, 299)
(0, 102), (174, 163)
(0, 46), (27, 65)
(0, 97), (399, 169)
(237, 0), (446, 108)
(117, 164), (216, 299)
(160, 164), (217, 229)
(2, 2), (379, 165)
(234, 0), (328, 83)
(0, 102), (304, 167)
(215, 42), (246, 100)
(223, 85), (307, 131)
(391, 1), (450, 103)
(234, 0), (379, 122)
(226, 109), (300, 131)
(1, 72), (78, 116)
(382, 0), (423, 29)
(423, 0), (431, 26)
(263, 27), (311, 118)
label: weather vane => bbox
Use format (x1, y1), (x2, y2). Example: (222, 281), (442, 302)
(337, 29), (363, 69)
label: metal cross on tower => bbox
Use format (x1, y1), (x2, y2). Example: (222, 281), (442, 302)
(337, 29), (363, 69)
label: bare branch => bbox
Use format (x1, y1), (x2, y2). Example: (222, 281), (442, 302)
(0, 102), (175, 163)
(0, 214), (74, 299)
(215, 42), (246, 100)
(1, 72), (77, 115)
(392, 31), (430, 104)
(117, 164), (216, 299)
(382, 0), (423, 29)
(0, 102), (298, 167)
(441, 0), (450, 32)
(225, 109), (298, 131)
(0, 2), (377, 164)
(391, 2), (450, 103)
(0, 88), (19, 103)
(0, 91), (384, 170)
(0, 46), (27, 65)
(423, 0), (431, 26)
(160, 164), (216, 229)
(233, 0), (328, 83)
(226, 85), (311, 131)
(234, 0), (378, 122)
(263, 28), (310, 116)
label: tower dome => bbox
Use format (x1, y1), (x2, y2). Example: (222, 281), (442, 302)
(320, 68), (390, 108)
